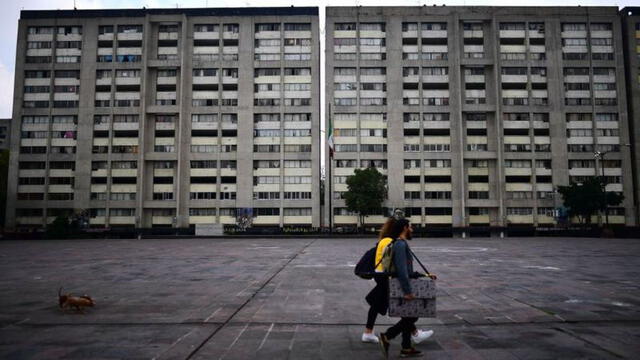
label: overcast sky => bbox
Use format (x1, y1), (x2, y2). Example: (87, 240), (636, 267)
(2, 0), (635, 122)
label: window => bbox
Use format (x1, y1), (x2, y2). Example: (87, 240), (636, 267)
(254, 145), (280, 153)
(56, 41), (82, 49)
(468, 208), (489, 216)
(110, 208), (135, 216)
(335, 23), (356, 31)
(561, 23), (586, 31)
(360, 67), (386, 76)
(468, 191), (489, 199)
(223, 24), (239, 33)
(284, 192), (312, 200)
(336, 160), (357, 168)
(595, 113), (617, 122)
(25, 70), (50, 79)
(335, 67), (356, 76)
(222, 68), (238, 78)
(98, 25), (114, 34)
(190, 192), (216, 200)
(284, 23), (310, 31)
(254, 114), (279, 123)
(423, 113), (449, 122)
(424, 144), (450, 152)
(422, 23), (446, 31)
(590, 23), (612, 31)
(56, 70), (82, 79)
(425, 191), (451, 200)
(425, 208), (452, 216)
(57, 26), (82, 35)
(27, 41), (52, 49)
(500, 23), (525, 31)
(360, 23), (385, 32)
(118, 25), (142, 33)
(361, 160), (387, 168)
(190, 160), (217, 168)
(507, 207), (533, 216)
(255, 23), (280, 32)
(27, 26), (53, 34)
(283, 208), (312, 216)
(284, 113), (310, 122)
(189, 208), (216, 216)
(284, 68), (311, 76)
(254, 192), (280, 200)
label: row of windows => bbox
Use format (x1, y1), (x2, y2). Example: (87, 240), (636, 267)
(335, 22), (609, 34)
(25, 56), (81, 64)
(26, 41), (81, 49)
(254, 129), (311, 137)
(402, 191), (572, 201)
(15, 207), (317, 218)
(255, 68), (312, 76)
(21, 113), (617, 132)
(334, 67), (386, 76)
(334, 98), (387, 106)
(27, 26), (82, 35)
(253, 192), (313, 200)
(254, 176), (312, 184)
(254, 83), (312, 91)
(255, 38), (312, 47)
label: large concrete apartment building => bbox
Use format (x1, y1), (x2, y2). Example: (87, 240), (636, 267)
(621, 7), (640, 230)
(5, 5), (640, 232)
(0, 119), (10, 150)
(325, 6), (638, 229)
(6, 7), (321, 230)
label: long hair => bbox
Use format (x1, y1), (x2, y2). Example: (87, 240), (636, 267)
(378, 217), (397, 240)
(389, 218), (410, 240)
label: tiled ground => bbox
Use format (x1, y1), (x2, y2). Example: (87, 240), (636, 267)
(0, 237), (639, 359)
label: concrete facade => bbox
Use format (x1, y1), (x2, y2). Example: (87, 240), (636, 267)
(621, 7), (640, 226)
(325, 6), (637, 229)
(6, 7), (321, 230)
(0, 119), (10, 150)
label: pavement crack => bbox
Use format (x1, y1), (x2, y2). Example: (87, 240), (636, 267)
(552, 326), (626, 359)
(507, 296), (566, 321)
(183, 239), (317, 360)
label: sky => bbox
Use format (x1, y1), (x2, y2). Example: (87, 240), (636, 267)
(3, 0), (636, 164)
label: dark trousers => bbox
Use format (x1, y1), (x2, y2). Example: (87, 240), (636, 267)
(384, 317), (418, 349)
(365, 275), (387, 329)
(366, 306), (378, 329)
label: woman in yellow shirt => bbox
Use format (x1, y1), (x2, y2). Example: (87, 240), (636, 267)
(362, 214), (434, 346)
(362, 216), (395, 343)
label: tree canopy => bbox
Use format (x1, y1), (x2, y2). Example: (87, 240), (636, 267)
(344, 167), (386, 229)
(557, 177), (624, 225)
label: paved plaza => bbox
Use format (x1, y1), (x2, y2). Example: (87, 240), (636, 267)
(0, 237), (639, 359)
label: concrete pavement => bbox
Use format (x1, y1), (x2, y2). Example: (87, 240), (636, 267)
(1, 237), (639, 359)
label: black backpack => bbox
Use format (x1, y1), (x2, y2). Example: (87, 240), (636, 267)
(354, 240), (394, 279)
(354, 245), (378, 279)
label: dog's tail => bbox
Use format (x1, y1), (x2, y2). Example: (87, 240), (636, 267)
(58, 287), (62, 297)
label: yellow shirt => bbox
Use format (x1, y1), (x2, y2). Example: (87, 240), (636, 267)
(374, 237), (393, 272)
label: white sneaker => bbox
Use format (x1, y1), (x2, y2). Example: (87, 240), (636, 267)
(362, 332), (380, 343)
(411, 329), (434, 344)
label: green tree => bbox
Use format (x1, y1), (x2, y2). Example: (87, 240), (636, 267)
(557, 177), (624, 225)
(344, 167), (386, 231)
(47, 215), (71, 239)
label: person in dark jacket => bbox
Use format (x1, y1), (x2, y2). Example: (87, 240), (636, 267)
(378, 219), (436, 358)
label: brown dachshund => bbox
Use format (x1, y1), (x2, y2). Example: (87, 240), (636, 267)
(58, 287), (95, 313)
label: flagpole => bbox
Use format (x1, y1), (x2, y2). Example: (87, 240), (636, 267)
(328, 104), (333, 232)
